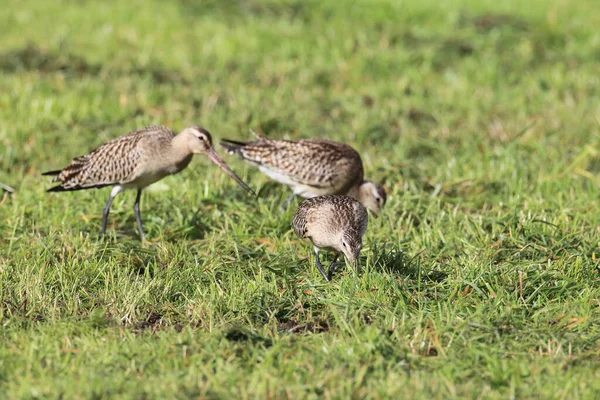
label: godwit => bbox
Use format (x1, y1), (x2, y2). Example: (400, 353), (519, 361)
(220, 130), (387, 214)
(292, 195), (368, 281)
(43, 125), (255, 240)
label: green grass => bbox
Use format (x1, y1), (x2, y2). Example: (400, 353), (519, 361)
(1, 0), (600, 398)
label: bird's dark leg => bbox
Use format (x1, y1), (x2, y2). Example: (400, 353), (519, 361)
(313, 246), (330, 281)
(101, 192), (117, 237)
(327, 254), (340, 281)
(133, 189), (145, 241)
(281, 193), (297, 211)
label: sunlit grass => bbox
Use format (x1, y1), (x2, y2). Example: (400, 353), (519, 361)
(1, 0), (599, 398)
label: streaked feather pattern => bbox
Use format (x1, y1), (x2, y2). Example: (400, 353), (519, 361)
(221, 137), (364, 194)
(292, 195), (368, 239)
(45, 125), (175, 191)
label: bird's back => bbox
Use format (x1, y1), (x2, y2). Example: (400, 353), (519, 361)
(45, 125), (175, 191)
(292, 195), (368, 239)
(223, 138), (364, 194)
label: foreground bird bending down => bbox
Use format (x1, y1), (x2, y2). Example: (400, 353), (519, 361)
(43, 125), (255, 241)
(220, 130), (387, 215)
(292, 195), (368, 281)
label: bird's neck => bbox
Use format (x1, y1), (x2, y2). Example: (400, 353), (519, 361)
(346, 183), (362, 202)
(166, 134), (193, 174)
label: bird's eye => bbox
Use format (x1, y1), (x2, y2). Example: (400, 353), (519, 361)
(342, 242), (347, 248)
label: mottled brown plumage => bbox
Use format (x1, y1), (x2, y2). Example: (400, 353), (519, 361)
(221, 130), (387, 214)
(44, 126), (182, 191)
(292, 195), (368, 281)
(43, 125), (254, 240)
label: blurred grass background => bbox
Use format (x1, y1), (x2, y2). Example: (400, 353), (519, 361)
(1, 0), (599, 398)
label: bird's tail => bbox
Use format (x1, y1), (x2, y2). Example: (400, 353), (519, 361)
(220, 139), (248, 155)
(46, 185), (68, 192)
(41, 170), (62, 176)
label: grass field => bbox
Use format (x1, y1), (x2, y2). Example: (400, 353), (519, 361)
(1, 0), (600, 398)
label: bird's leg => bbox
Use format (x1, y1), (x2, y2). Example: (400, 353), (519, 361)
(101, 191), (118, 237)
(313, 246), (330, 281)
(281, 193), (297, 211)
(133, 189), (146, 242)
(327, 254), (340, 281)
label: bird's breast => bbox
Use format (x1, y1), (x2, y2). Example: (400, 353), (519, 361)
(129, 171), (169, 188)
(172, 154), (193, 173)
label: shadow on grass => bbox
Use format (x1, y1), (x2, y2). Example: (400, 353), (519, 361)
(371, 244), (448, 284)
(371, 244), (410, 275)
(458, 12), (529, 33)
(237, 283), (333, 335)
(157, 209), (212, 242)
(0, 43), (188, 85)
(255, 181), (287, 199)
(94, 241), (157, 277)
(224, 325), (273, 347)
(278, 319), (330, 334)
(178, 0), (308, 21)
(0, 43), (101, 75)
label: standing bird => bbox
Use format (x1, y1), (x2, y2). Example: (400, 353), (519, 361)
(220, 130), (387, 214)
(292, 195), (368, 281)
(43, 125), (255, 241)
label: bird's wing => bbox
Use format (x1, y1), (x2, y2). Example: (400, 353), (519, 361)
(356, 203), (369, 236)
(292, 208), (308, 238)
(48, 126), (174, 190)
(292, 197), (323, 238)
(240, 139), (363, 190)
(328, 196), (368, 237)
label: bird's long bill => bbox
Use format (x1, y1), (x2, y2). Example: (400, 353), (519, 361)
(343, 252), (360, 273)
(207, 149), (256, 195)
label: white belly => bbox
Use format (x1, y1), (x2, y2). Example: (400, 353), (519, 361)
(258, 166), (330, 198)
(259, 166), (297, 186)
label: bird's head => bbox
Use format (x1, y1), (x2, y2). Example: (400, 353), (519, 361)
(183, 126), (214, 154)
(358, 181), (387, 216)
(340, 228), (362, 270)
(182, 126), (255, 195)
